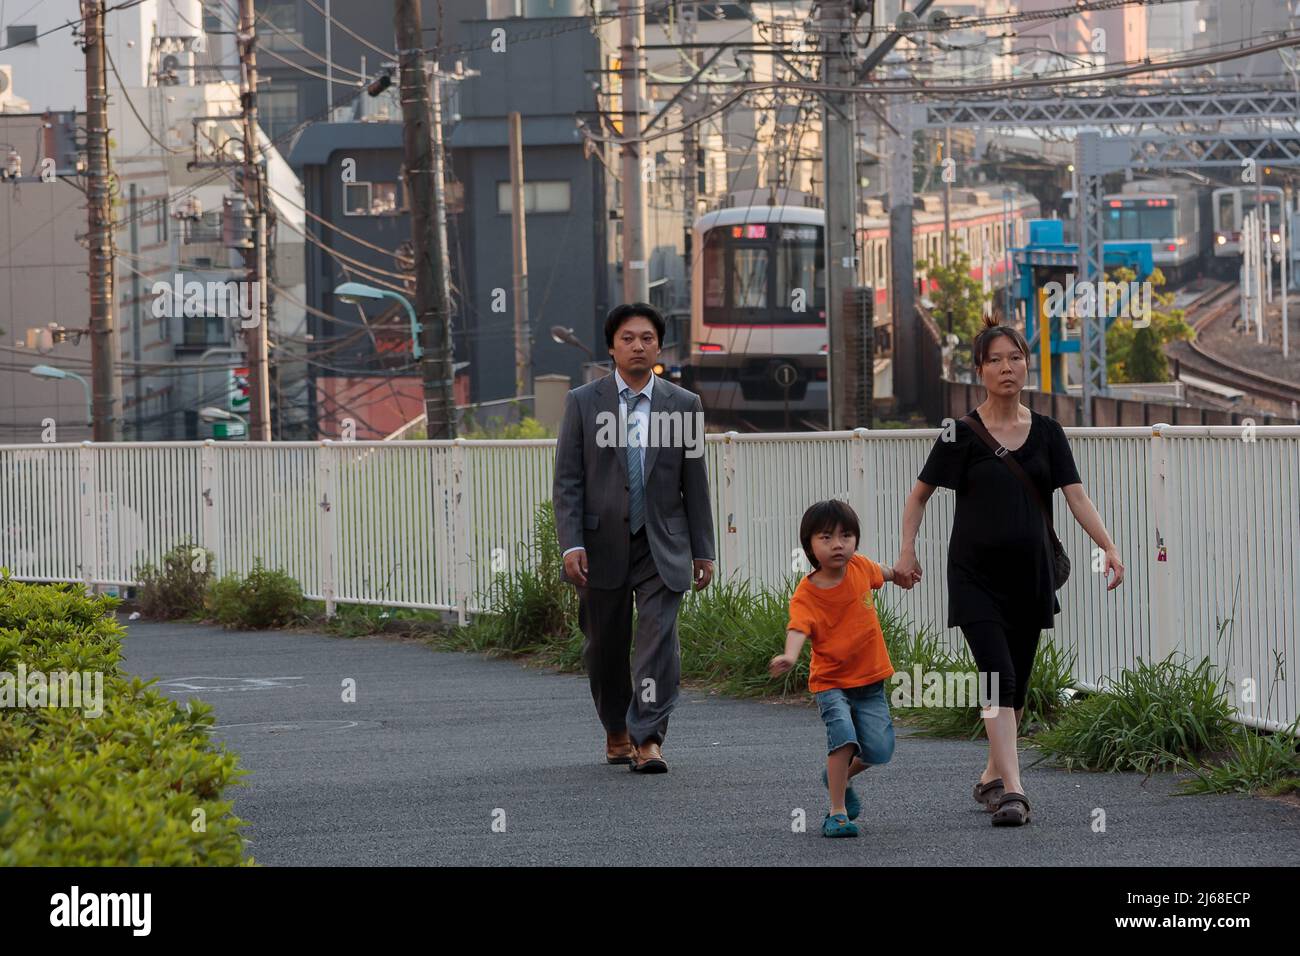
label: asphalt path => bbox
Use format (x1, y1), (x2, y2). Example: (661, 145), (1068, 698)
(121, 620), (1300, 867)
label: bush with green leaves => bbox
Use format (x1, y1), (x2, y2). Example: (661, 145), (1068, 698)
(1033, 655), (1237, 773)
(205, 561), (306, 630)
(0, 571), (250, 865)
(134, 540), (214, 620)
(1180, 716), (1300, 796)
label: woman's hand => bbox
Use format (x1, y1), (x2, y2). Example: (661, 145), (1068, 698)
(768, 653), (796, 678)
(893, 550), (922, 590)
(1103, 547), (1125, 590)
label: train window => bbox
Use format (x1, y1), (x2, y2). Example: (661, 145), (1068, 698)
(703, 235), (726, 308)
(876, 241), (887, 289)
(1216, 192), (1235, 231)
(775, 234), (824, 311)
(732, 247), (769, 308)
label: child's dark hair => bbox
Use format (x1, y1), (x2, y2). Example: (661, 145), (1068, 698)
(799, 499), (861, 570)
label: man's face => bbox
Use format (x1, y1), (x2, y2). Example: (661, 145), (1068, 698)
(608, 315), (660, 376)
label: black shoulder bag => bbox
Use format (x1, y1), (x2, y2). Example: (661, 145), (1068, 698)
(960, 414), (1071, 589)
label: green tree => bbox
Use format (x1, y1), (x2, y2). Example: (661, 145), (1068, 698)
(1104, 267), (1194, 383)
(919, 244), (990, 346)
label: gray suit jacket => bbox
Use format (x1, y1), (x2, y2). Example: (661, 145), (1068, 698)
(552, 373), (716, 592)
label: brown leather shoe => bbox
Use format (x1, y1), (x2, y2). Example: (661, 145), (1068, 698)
(629, 740), (668, 774)
(605, 730), (635, 765)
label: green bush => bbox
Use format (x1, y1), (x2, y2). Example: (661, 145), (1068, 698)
(1033, 655), (1237, 773)
(1180, 717), (1300, 796)
(205, 561), (306, 630)
(134, 540), (214, 620)
(464, 503), (577, 652)
(0, 571), (250, 865)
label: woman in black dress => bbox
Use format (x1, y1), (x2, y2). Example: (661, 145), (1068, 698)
(893, 320), (1125, 827)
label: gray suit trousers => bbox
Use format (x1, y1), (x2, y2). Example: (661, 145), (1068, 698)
(577, 529), (685, 747)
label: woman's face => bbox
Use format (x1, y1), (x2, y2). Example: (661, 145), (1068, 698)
(810, 524), (857, 572)
(977, 335), (1027, 398)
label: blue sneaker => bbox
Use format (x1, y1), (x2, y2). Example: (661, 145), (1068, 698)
(821, 767), (861, 820)
(822, 813), (859, 838)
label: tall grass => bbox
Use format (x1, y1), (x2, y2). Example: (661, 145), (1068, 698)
(1032, 655), (1237, 773)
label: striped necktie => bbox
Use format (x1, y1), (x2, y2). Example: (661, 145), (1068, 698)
(624, 389), (645, 534)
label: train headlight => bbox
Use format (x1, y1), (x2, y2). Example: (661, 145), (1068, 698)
(652, 362), (665, 375)
(1272, 234), (1281, 244)
(1216, 235), (1227, 245)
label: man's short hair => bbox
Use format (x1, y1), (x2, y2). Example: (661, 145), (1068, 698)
(798, 499), (861, 570)
(604, 302), (666, 349)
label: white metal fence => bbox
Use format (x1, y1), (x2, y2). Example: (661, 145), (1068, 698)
(2, 426), (1297, 730)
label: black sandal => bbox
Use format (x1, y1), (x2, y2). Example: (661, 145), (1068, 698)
(991, 792), (1031, 827)
(973, 777), (1005, 811)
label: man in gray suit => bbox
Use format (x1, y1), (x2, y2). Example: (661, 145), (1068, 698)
(553, 303), (716, 773)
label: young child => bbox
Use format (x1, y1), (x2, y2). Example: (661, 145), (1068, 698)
(769, 499), (903, 838)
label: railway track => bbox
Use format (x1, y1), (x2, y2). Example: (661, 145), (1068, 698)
(1170, 281), (1300, 412)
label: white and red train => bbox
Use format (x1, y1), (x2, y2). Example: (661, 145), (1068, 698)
(679, 186), (1040, 416)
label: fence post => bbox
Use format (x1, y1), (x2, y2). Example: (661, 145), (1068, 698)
(720, 432), (745, 584)
(850, 428), (875, 552)
(77, 441), (96, 594)
(317, 441), (337, 618)
(1148, 424), (1177, 661)
(199, 440), (219, 575)
(452, 438), (471, 626)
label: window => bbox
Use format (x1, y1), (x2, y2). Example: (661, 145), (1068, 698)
(6, 25), (37, 46)
(156, 199), (168, 244)
(775, 234), (824, 312)
(496, 180), (571, 214)
(703, 235), (726, 308)
(343, 181), (401, 216)
(263, 1), (301, 51)
(259, 87), (299, 143)
(732, 247), (768, 308)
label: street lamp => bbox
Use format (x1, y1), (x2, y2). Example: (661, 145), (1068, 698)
(199, 406), (248, 439)
(550, 325), (593, 357)
(333, 282), (423, 359)
(30, 364), (91, 426)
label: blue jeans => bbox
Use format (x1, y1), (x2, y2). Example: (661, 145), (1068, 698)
(815, 681), (895, 764)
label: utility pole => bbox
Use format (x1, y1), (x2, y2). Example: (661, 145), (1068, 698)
(82, 0), (121, 441)
(396, 0), (455, 438)
(620, 0), (649, 303)
(238, 0), (271, 440)
(681, 5), (700, 308)
(943, 127), (952, 266)
(821, 0), (857, 429)
(887, 62), (917, 409)
(507, 111), (531, 398)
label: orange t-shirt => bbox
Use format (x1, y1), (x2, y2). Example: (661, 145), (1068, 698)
(786, 553), (894, 693)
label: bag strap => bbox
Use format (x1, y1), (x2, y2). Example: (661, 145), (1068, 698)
(960, 413), (1060, 543)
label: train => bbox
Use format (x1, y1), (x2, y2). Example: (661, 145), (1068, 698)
(1101, 179), (1212, 285)
(1211, 185), (1285, 273)
(679, 186), (1040, 417)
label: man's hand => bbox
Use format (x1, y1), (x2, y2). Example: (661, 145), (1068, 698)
(692, 558), (713, 591)
(768, 653), (796, 678)
(563, 549), (588, 586)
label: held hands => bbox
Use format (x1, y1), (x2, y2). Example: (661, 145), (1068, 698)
(768, 653), (796, 678)
(892, 550), (923, 591)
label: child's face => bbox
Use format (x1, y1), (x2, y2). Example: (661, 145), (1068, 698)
(810, 524), (857, 571)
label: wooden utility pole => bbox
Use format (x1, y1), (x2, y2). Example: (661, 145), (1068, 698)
(238, 0), (271, 439)
(821, 0), (856, 429)
(507, 112), (531, 398)
(619, 0), (649, 303)
(396, 0), (455, 438)
(83, 0), (121, 441)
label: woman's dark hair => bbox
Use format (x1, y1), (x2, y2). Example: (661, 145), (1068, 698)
(799, 499), (861, 570)
(972, 318), (1031, 370)
(604, 302), (666, 349)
